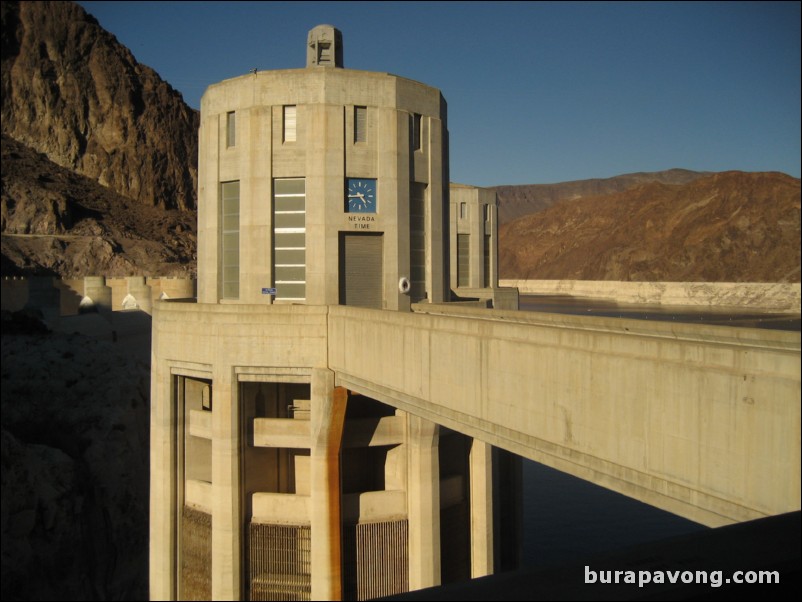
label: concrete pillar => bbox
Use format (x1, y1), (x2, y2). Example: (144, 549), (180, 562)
(469, 439), (494, 578)
(310, 369), (348, 601)
(149, 335), (176, 601)
(83, 276), (112, 314)
(211, 366), (240, 601)
(126, 276), (153, 314)
(24, 276), (60, 323)
(407, 415), (441, 590)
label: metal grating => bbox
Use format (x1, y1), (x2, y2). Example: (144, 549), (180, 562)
(181, 505), (212, 601)
(410, 183), (427, 302)
(457, 234), (470, 287)
(248, 523), (311, 601)
(353, 519), (409, 601)
(340, 234), (383, 309)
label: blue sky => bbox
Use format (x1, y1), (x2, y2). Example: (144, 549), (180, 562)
(78, 1), (800, 187)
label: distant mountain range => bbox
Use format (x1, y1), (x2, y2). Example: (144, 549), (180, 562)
(491, 168), (711, 225)
(499, 171), (801, 282)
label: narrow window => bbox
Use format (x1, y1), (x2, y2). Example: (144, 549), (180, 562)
(274, 178), (306, 301)
(457, 234), (470, 287)
(460, 202), (467, 220)
(354, 106), (367, 143)
(221, 181), (240, 299)
(283, 105), (297, 142)
(317, 42), (331, 65)
(226, 111), (236, 147)
(483, 235), (491, 288)
(412, 113), (422, 151)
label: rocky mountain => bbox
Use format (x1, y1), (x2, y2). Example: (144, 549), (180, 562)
(1, 0), (198, 211)
(499, 171), (801, 282)
(2, 134), (196, 277)
(1, 0), (199, 278)
(492, 169), (710, 224)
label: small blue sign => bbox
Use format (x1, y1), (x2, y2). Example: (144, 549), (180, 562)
(262, 288), (277, 295)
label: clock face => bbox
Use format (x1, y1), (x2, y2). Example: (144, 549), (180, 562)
(346, 178), (377, 213)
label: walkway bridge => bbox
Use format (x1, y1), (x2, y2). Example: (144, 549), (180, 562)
(330, 304), (800, 527)
(153, 301), (800, 529)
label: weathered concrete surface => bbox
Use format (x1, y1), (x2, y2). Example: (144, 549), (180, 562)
(151, 299), (799, 600)
(329, 303), (801, 527)
(149, 302), (329, 600)
(501, 280), (802, 311)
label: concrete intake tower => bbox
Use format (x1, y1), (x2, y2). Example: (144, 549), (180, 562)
(150, 25), (520, 601)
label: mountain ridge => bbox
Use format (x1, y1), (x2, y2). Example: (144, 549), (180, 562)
(498, 170), (801, 283)
(491, 168), (712, 224)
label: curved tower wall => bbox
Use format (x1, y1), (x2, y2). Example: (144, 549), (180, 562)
(197, 66), (449, 310)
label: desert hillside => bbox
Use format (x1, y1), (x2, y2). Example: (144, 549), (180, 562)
(499, 171), (801, 283)
(492, 169), (710, 224)
(1, 135), (196, 277)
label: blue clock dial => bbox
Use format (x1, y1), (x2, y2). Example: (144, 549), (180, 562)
(346, 178), (377, 213)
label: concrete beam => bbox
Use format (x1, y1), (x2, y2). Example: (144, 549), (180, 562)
(329, 304), (801, 527)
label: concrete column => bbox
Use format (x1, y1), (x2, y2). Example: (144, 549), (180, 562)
(83, 276), (112, 314)
(126, 276), (153, 314)
(407, 415), (441, 590)
(428, 117), (447, 303)
(24, 276), (60, 323)
(310, 369), (348, 601)
(469, 439), (494, 578)
(197, 114), (220, 304)
(149, 337), (176, 600)
(488, 203), (499, 289)
(469, 204), (483, 289)
(211, 367), (240, 601)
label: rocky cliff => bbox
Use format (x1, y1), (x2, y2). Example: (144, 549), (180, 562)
(492, 169), (709, 224)
(1, 1), (198, 211)
(499, 171), (801, 282)
(2, 134), (196, 277)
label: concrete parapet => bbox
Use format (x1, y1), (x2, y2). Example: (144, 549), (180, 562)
(151, 278), (196, 301)
(58, 279), (85, 315)
(1, 275), (197, 317)
(500, 280), (802, 311)
(82, 276), (113, 314)
(24, 276), (60, 324)
(124, 276), (153, 314)
(1, 277), (29, 312)
(454, 286), (519, 310)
